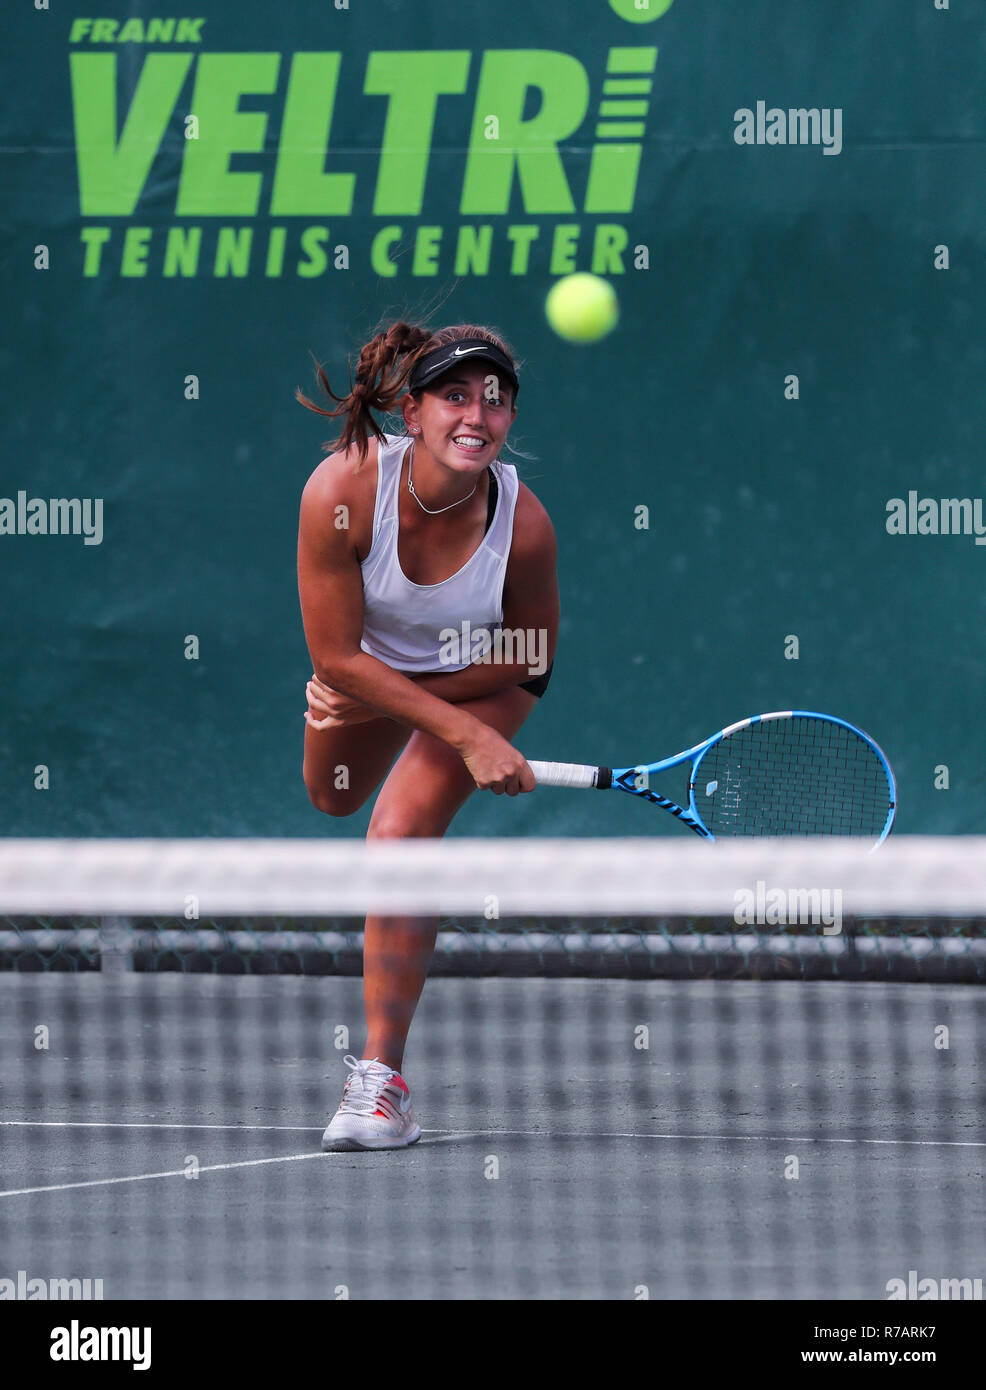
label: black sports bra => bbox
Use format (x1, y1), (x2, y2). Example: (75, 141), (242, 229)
(484, 467), (498, 533)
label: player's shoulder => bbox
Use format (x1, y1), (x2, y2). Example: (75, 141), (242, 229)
(509, 474), (556, 558)
(300, 435), (380, 520)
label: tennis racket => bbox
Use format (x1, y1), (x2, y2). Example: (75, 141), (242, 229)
(527, 710), (896, 844)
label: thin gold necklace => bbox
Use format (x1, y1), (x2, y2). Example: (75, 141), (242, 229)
(406, 442), (480, 515)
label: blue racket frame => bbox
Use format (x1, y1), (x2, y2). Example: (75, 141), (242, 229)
(607, 710), (897, 843)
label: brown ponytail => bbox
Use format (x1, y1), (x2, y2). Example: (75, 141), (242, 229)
(297, 320), (519, 464)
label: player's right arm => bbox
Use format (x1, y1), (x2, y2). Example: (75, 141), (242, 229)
(297, 449), (533, 794)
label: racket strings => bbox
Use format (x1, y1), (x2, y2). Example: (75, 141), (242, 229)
(697, 718), (893, 838)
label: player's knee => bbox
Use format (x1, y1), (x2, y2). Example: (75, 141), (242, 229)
(307, 786), (353, 817)
(304, 765), (361, 817)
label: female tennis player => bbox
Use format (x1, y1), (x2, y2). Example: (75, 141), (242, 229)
(297, 320), (559, 1150)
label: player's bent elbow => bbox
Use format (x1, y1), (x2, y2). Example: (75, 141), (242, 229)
(312, 652), (359, 691)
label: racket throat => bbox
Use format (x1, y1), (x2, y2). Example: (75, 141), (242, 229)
(611, 768), (713, 838)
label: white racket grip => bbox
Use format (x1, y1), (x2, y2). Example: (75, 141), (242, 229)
(527, 759), (601, 790)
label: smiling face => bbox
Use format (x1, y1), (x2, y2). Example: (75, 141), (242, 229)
(403, 359), (516, 474)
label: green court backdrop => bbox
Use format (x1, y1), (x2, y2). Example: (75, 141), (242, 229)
(1, 0), (983, 837)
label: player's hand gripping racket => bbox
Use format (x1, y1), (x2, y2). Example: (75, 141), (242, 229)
(528, 710), (896, 844)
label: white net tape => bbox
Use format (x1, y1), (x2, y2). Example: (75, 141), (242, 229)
(0, 837), (983, 918)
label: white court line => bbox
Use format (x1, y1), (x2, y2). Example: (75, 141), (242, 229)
(3, 1128), (983, 1199)
(3, 1112), (979, 1189)
(420, 1130), (986, 1148)
(1, 1120), (321, 1132)
(3, 1118), (984, 1150)
(0, 1151), (332, 1198)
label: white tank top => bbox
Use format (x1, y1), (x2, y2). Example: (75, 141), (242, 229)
(359, 433), (519, 672)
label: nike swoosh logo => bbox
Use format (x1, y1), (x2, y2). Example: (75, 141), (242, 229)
(452, 345), (489, 356)
(399, 1091), (413, 1115)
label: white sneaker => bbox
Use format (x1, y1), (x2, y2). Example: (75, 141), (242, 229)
(321, 1055), (422, 1151)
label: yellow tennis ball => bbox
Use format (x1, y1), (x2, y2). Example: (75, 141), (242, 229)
(545, 273), (620, 343)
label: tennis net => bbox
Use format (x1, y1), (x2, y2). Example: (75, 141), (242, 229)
(1, 836), (984, 1301)
(2, 836), (985, 979)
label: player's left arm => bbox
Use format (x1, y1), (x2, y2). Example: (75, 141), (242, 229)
(411, 483), (560, 703)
